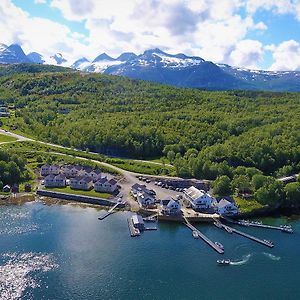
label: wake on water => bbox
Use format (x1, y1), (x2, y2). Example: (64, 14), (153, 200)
(230, 254), (252, 266)
(262, 252), (281, 261)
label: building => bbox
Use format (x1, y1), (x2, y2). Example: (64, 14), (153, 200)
(278, 175), (297, 185)
(161, 197), (181, 215)
(94, 177), (118, 193)
(183, 186), (216, 211)
(79, 166), (93, 177)
(2, 185), (11, 193)
(44, 174), (66, 188)
(131, 183), (151, 197)
(131, 214), (145, 230)
(90, 169), (102, 181)
(70, 176), (93, 190)
(217, 199), (239, 216)
(40, 165), (50, 176)
(136, 191), (156, 208)
(40, 165), (60, 176)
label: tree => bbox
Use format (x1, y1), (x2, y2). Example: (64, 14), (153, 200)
(213, 175), (232, 196)
(255, 181), (284, 205)
(284, 182), (300, 205)
(251, 174), (272, 191)
(232, 175), (251, 194)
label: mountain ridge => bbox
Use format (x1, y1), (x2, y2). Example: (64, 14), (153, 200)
(1, 43), (300, 91)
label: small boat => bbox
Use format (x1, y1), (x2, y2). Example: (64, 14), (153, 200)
(281, 227), (293, 233)
(224, 226), (233, 233)
(214, 221), (222, 228)
(263, 239), (274, 246)
(214, 242), (224, 250)
(143, 216), (157, 222)
(217, 259), (231, 266)
(192, 230), (199, 239)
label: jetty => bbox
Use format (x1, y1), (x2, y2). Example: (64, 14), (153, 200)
(127, 218), (140, 237)
(214, 219), (274, 248)
(221, 216), (293, 233)
(183, 217), (224, 254)
(98, 201), (123, 220)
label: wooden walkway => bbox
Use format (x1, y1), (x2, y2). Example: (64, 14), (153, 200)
(221, 216), (293, 233)
(214, 219), (274, 248)
(183, 217), (224, 254)
(98, 201), (123, 220)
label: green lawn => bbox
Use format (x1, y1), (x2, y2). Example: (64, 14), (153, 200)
(45, 186), (111, 199)
(0, 133), (17, 143)
(234, 196), (266, 214)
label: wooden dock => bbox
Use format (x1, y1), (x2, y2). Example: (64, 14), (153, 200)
(221, 216), (293, 233)
(183, 217), (224, 254)
(215, 220), (274, 248)
(98, 201), (123, 220)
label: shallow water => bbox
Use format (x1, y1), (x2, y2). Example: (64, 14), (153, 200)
(0, 202), (299, 300)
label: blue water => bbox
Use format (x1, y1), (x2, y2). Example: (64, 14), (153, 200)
(0, 201), (300, 300)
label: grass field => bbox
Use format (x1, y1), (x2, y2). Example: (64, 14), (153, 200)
(0, 133), (17, 143)
(45, 186), (111, 199)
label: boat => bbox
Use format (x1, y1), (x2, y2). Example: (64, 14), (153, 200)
(217, 259), (231, 266)
(263, 239), (274, 246)
(281, 227), (293, 233)
(143, 216), (157, 222)
(214, 242), (224, 250)
(224, 226), (233, 233)
(214, 221), (222, 228)
(192, 230), (199, 239)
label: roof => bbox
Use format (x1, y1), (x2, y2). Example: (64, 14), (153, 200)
(132, 214), (144, 225)
(73, 165), (83, 171)
(82, 176), (93, 183)
(96, 177), (108, 184)
(93, 169), (102, 175)
(55, 174), (66, 180)
(82, 166), (93, 173)
(45, 174), (56, 180)
(217, 199), (233, 208)
(161, 197), (173, 206)
(108, 178), (117, 185)
(71, 176), (92, 182)
(185, 186), (206, 200)
(132, 183), (148, 193)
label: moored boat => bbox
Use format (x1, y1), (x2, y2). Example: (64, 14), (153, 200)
(214, 242), (224, 250)
(192, 230), (199, 239)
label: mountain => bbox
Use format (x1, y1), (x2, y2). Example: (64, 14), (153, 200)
(0, 43), (31, 64)
(1, 43), (300, 91)
(27, 52), (45, 64)
(71, 57), (90, 70)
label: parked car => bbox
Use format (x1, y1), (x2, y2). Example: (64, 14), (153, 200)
(157, 182), (162, 186)
(154, 181), (158, 185)
(138, 176), (143, 181)
(148, 189), (156, 196)
(146, 179), (151, 183)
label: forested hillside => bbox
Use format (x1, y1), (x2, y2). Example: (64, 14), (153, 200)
(0, 70), (299, 180)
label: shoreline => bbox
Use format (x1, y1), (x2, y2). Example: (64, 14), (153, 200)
(1, 193), (299, 221)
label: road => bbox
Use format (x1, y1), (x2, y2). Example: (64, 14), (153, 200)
(0, 128), (184, 210)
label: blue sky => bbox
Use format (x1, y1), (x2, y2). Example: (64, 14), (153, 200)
(2, 0), (300, 70)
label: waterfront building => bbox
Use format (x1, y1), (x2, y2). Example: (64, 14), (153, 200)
(40, 165), (50, 176)
(136, 191), (156, 208)
(44, 174), (66, 188)
(131, 183), (151, 197)
(217, 199), (239, 216)
(131, 214), (145, 230)
(183, 186), (216, 211)
(160, 197), (181, 215)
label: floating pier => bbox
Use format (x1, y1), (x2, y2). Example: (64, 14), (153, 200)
(127, 218), (140, 237)
(214, 220), (274, 248)
(183, 217), (224, 254)
(98, 201), (123, 220)
(221, 216), (293, 233)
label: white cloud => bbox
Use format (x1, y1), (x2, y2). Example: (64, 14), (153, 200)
(0, 0), (88, 62)
(270, 40), (300, 71)
(228, 39), (264, 68)
(34, 0), (47, 4)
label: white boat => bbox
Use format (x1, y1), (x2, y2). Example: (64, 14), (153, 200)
(281, 227), (293, 233)
(143, 216), (157, 222)
(214, 242), (224, 250)
(217, 259), (231, 266)
(192, 230), (199, 239)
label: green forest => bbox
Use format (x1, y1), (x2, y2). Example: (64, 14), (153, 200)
(0, 66), (299, 184)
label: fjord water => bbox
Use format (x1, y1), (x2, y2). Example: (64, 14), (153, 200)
(0, 202), (299, 300)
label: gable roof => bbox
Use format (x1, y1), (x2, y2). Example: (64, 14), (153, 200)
(108, 178), (117, 185)
(217, 199), (233, 208)
(95, 177), (108, 184)
(185, 186), (206, 200)
(45, 174), (56, 180)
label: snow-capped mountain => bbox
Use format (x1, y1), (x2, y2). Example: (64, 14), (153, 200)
(1, 43), (300, 91)
(0, 43), (31, 64)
